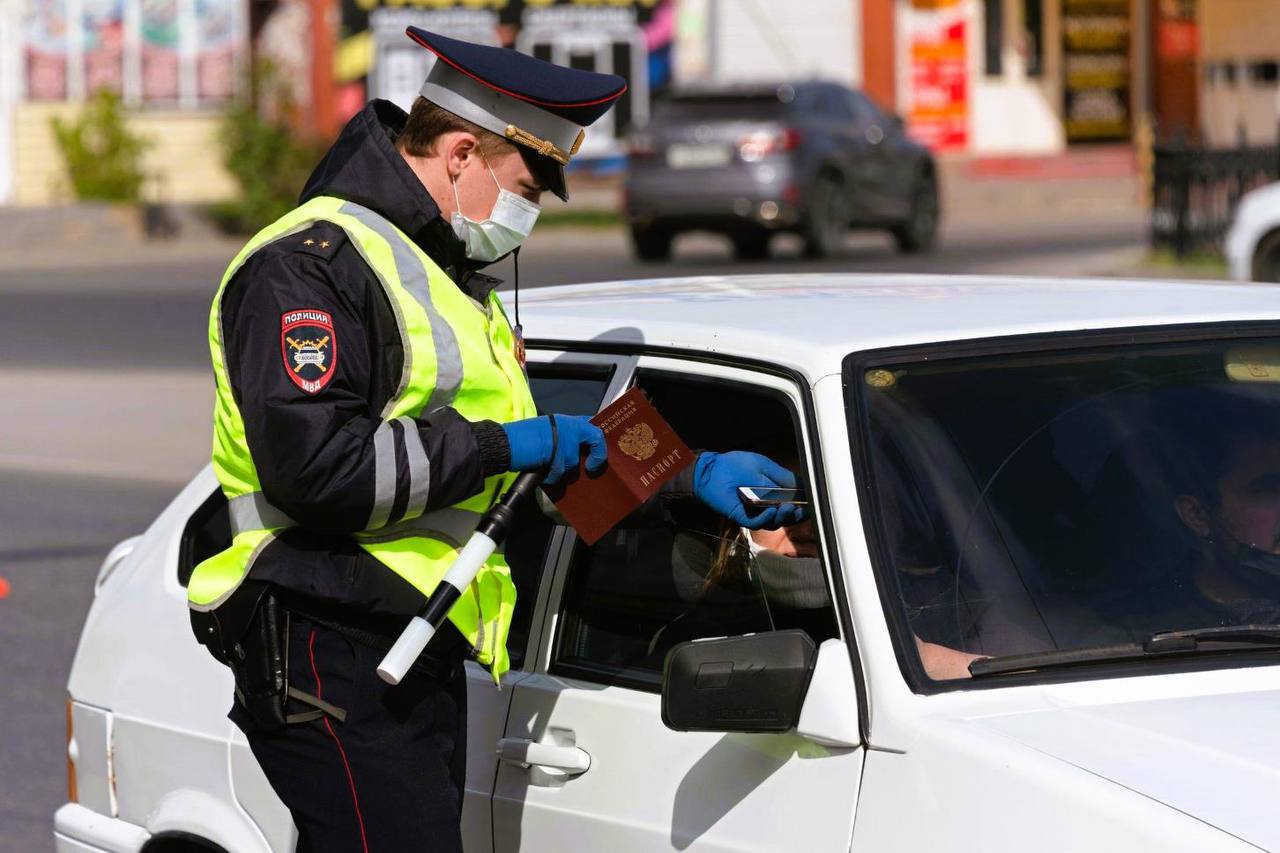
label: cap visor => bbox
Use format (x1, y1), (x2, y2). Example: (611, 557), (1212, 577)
(519, 147), (568, 202)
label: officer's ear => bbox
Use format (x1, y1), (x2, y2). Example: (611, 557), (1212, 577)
(441, 132), (481, 180)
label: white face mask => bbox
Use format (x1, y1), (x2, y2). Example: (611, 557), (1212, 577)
(450, 158), (541, 262)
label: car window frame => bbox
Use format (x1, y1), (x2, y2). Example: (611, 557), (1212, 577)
(525, 352), (857, 697)
(844, 320), (1280, 695)
(512, 349), (639, 670)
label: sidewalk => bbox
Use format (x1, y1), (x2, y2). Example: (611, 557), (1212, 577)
(0, 202), (243, 272)
(0, 154), (1151, 275)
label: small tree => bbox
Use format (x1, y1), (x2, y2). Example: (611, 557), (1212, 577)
(216, 63), (327, 233)
(51, 90), (152, 203)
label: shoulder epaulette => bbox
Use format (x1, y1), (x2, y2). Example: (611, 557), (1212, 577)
(289, 222), (349, 261)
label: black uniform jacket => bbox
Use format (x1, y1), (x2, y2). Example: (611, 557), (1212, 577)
(219, 100), (513, 621)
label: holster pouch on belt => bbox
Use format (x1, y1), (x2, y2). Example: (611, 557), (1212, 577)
(190, 580), (290, 731)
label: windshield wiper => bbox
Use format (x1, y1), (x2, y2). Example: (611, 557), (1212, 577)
(968, 624), (1280, 678)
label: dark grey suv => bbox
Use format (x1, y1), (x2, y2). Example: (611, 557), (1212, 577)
(624, 81), (939, 261)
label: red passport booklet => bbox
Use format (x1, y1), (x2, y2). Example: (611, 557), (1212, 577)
(544, 387), (693, 546)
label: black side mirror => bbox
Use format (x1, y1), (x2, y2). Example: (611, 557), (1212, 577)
(661, 630), (818, 733)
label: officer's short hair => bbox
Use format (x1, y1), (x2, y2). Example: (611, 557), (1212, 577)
(398, 97), (518, 160)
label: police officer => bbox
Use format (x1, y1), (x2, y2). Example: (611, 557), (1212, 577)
(188, 28), (804, 853)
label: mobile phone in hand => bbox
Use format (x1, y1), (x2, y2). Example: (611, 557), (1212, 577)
(738, 486), (808, 508)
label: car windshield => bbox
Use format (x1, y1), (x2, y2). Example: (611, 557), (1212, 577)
(851, 332), (1280, 683)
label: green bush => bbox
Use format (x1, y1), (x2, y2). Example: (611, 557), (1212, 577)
(51, 90), (152, 203)
(214, 66), (326, 234)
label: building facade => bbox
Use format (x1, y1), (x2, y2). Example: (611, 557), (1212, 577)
(0, 0), (248, 205)
(334, 0), (675, 166)
(4, 0), (1274, 206)
(1199, 0), (1280, 148)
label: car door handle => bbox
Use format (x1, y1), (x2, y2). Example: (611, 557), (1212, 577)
(496, 738), (591, 774)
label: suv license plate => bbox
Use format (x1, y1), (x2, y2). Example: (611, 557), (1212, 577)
(667, 144), (732, 169)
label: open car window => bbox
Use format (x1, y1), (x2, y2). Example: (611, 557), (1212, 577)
(503, 357), (620, 668)
(849, 330), (1280, 687)
(551, 366), (839, 691)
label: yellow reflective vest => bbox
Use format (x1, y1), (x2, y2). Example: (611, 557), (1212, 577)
(188, 195), (536, 679)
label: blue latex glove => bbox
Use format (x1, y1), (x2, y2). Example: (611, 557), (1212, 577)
(693, 451), (808, 530)
(502, 414), (608, 485)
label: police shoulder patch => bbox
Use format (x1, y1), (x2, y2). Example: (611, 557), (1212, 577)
(281, 309), (337, 394)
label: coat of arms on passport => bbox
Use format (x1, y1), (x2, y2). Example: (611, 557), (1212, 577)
(545, 387), (692, 545)
(619, 422), (658, 461)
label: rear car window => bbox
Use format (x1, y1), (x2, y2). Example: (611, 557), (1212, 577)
(656, 93), (788, 122)
(849, 330), (1280, 686)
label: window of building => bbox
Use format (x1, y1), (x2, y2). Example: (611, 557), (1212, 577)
(550, 369), (839, 691)
(984, 0), (1004, 76)
(21, 0), (243, 106)
(1248, 61), (1280, 85)
(1024, 0), (1043, 77)
(1207, 62), (1239, 88)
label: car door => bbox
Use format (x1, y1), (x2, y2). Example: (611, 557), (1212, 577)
(850, 91), (918, 221)
(459, 348), (637, 852)
(842, 89), (903, 222)
(492, 356), (864, 853)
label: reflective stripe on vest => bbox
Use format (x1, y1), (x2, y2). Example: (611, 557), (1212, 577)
(188, 196), (536, 680)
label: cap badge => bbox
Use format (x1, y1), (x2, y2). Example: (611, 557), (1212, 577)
(504, 123), (582, 166)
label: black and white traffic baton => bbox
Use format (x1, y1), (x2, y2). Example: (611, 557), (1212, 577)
(376, 470), (544, 685)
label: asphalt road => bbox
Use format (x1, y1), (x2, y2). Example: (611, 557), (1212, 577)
(0, 220), (1144, 371)
(0, 472), (176, 848)
(0, 217), (1145, 850)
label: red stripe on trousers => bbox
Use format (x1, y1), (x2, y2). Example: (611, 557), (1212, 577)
(309, 629), (371, 853)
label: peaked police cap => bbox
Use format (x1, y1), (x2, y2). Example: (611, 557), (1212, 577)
(406, 27), (627, 201)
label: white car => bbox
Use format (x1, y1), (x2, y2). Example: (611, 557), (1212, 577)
(1226, 181), (1280, 281)
(57, 275), (1280, 853)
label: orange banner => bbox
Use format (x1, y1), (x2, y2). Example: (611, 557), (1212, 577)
(908, 1), (969, 152)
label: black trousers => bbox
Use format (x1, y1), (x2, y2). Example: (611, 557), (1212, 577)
(230, 617), (468, 853)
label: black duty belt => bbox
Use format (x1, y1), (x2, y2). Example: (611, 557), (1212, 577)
(286, 606), (468, 683)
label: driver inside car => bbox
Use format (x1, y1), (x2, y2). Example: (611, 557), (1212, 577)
(649, 494), (984, 680)
(1165, 392), (1280, 627)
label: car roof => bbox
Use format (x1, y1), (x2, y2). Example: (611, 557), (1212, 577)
(519, 274), (1280, 376)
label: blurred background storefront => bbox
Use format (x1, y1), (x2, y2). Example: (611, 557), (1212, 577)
(330, 0), (677, 168)
(894, 0), (1277, 156)
(1, 0), (1279, 206)
(2, 0), (248, 205)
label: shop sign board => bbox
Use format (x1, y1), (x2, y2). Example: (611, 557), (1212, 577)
(1063, 0), (1132, 141)
(907, 0), (969, 153)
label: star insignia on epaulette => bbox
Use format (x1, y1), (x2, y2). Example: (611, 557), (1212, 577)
(320, 240), (330, 249)
(303, 238), (315, 246)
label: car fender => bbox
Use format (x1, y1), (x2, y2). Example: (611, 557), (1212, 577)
(1227, 181), (1280, 280)
(145, 788), (272, 853)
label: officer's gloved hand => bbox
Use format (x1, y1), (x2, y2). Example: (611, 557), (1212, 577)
(502, 415), (608, 485)
(693, 451), (808, 530)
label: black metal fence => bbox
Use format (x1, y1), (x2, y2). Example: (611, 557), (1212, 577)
(1151, 133), (1280, 258)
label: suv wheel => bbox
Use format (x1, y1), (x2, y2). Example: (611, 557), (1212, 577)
(631, 225), (673, 262)
(892, 172), (940, 254)
(731, 230), (771, 262)
(1252, 230), (1280, 282)
(802, 173), (848, 258)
